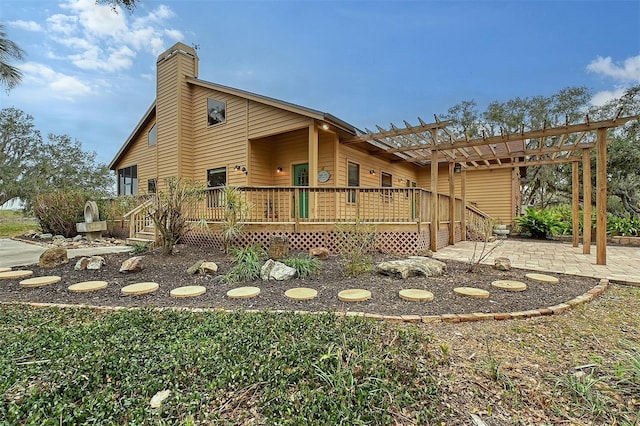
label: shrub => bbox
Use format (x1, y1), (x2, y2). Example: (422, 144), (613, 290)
(607, 214), (640, 237)
(514, 208), (562, 239)
(33, 191), (90, 237)
(335, 220), (376, 277)
(282, 255), (321, 279)
(223, 245), (266, 283)
(220, 186), (252, 253)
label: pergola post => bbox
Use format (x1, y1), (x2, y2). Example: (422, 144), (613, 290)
(430, 149), (439, 251)
(582, 148), (592, 254)
(308, 124), (319, 219)
(461, 168), (467, 241)
(572, 161), (580, 247)
(448, 162), (455, 244)
(596, 128), (607, 265)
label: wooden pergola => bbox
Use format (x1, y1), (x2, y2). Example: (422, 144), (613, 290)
(345, 112), (638, 265)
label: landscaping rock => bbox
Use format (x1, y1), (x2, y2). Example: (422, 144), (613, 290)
(187, 260), (204, 275)
(199, 261), (218, 274)
(375, 256), (446, 279)
(38, 247), (68, 268)
(74, 257), (91, 271)
(309, 247), (330, 259)
(86, 256), (105, 270)
(39, 233), (53, 240)
(73, 235), (84, 242)
(494, 257), (512, 271)
(119, 256), (144, 273)
(260, 259), (297, 281)
(53, 235), (67, 246)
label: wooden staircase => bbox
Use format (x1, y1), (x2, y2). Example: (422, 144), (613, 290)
(123, 199), (158, 247)
(126, 224), (157, 247)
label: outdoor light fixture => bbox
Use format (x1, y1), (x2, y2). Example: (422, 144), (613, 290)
(234, 165), (241, 172)
(321, 123), (329, 131)
(241, 166), (248, 175)
(369, 169), (376, 175)
(454, 164), (462, 173)
(276, 166), (283, 173)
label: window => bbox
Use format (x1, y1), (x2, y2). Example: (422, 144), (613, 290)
(148, 124), (157, 146)
(117, 165), (137, 196)
(207, 98), (226, 126)
(347, 161), (359, 203)
(207, 167), (226, 207)
(148, 178), (157, 194)
(381, 172), (392, 187)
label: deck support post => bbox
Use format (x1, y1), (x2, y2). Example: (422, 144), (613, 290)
(448, 162), (455, 245)
(430, 149), (439, 251)
(572, 161), (580, 247)
(596, 128), (607, 265)
(582, 148), (592, 254)
(461, 168), (467, 241)
(308, 125), (319, 220)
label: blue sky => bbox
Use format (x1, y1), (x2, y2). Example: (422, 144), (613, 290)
(2, 0), (639, 166)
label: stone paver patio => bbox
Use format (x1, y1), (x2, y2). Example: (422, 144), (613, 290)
(434, 239), (640, 285)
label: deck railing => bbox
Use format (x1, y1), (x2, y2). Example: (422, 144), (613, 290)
(182, 186), (486, 226)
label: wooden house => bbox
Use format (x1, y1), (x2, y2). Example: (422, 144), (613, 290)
(110, 42), (517, 253)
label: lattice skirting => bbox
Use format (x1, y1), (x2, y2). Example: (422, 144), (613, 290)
(182, 229), (434, 255)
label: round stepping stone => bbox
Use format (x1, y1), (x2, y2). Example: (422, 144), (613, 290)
(170, 285), (206, 298)
(227, 286), (260, 299)
(285, 287), (318, 301)
(20, 275), (61, 288)
(338, 289), (371, 302)
(68, 281), (108, 293)
(525, 273), (559, 284)
(0, 267), (11, 273)
(121, 282), (159, 295)
(454, 287), (490, 299)
(399, 289), (434, 302)
(0, 270), (33, 280)
(491, 280), (527, 292)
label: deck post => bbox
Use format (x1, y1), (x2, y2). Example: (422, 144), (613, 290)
(448, 162), (455, 245)
(430, 149), (439, 251)
(461, 168), (467, 241)
(582, 148), (592, 254)
(308, 125), (319, 219)
(572, 161), (579, 247)
(596, 128), (607, 265)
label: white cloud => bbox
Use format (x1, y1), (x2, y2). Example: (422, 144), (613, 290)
(590, 87), (628, 107)
(9, 20), (43, 31)
(47, 14), (79, 35)
(21, 62), (92, 99)
(587, 55), (640, 83)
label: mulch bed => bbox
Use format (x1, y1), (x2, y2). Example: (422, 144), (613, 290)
(0, 244), (600, 317)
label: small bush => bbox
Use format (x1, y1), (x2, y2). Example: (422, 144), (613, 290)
(223, 245), (266, 283)
(131, 243), (150, 255)
(607, 214), (640, 237)
(514, 207), (562, 239)
(335, 220), (376, 277)
(33, 191), (90, 237)
(282, 255), (321, 279)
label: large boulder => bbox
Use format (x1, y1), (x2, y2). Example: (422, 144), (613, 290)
(200, 261), (218, 274)
(38, 247), (68, 268)
(375, 256), (446, 279)
(260, 259), (297, 281)
(494, 257), (512, 271)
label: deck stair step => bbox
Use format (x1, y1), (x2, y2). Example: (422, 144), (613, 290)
(126, 237), (155, 246)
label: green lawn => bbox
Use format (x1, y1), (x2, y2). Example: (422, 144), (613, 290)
(0, 211), (39, 238)
(0, 307), (442, 424)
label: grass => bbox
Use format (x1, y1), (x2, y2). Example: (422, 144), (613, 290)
(0, 306), (442, 424)
(0, 211), (39, 238)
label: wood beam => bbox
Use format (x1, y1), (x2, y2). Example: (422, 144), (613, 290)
(430, 148), (439, 251)
(596, 128), (607, 265)
(449, 162), (455, 245)
(582, 148), (592, 254)
(572, 161), (579, 247)
(461, 168), (467, 241)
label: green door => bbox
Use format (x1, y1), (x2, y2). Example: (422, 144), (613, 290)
(294, 163), (309, 219)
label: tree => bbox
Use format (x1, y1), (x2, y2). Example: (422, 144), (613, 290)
(0, 24), (25, 92)
(96, 0), (138, 12)
(0, 107), (114, 208)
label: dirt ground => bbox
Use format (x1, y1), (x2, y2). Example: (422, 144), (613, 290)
(0, 243), (599, 316)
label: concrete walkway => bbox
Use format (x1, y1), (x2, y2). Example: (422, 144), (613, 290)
(434, 239), (640, 285)
(0, 239), (132, 268)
